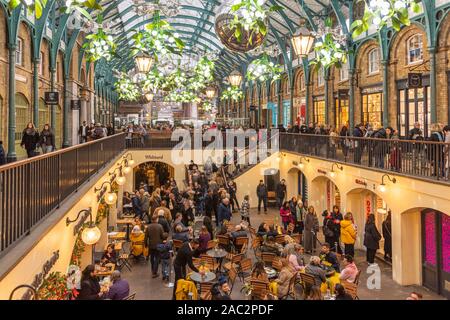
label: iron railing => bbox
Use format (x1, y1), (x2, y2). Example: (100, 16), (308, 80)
(280, 133), (450, 182)
(0, 133), (126, 254)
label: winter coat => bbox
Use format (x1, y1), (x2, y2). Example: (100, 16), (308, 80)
(21, 129), (39, 150)
(217, 203), (231, 224)
(340, 220), (357, 245)
(304, 212), (319, 232)
(256, 184), (268, 198)
(275, 183), (286, 198)
(363, 222), (382, 250)
(39, 130), (55, 147)
(280, 207), (291, 223)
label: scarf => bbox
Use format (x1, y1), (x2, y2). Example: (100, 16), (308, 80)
(25, 128), (36, 135)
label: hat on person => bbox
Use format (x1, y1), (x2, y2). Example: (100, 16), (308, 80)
(132, 225), (142, 234)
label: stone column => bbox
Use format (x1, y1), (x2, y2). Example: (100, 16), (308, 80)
(33, 58), (40, 129)
(50, 68), (57, 131)
(348, 69), (356, 130)
(6, 43), (17, 162)
(429, 47), (437, 123)
(381, 60), (389, 127)
(63, 75), (70, 148)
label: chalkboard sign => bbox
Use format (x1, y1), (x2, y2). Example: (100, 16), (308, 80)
(44, 92), (59, 105)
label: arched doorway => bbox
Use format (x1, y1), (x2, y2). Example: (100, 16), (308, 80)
(286, 167), (308, 203)
(310, 176), (341, 215)
(15, 93), (30, 159)
(420, 209), (449, 298)
(133, 161), (175, 192)
(346, 188), (388, 251)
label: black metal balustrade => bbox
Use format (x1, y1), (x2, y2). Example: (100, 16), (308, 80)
(0, 133), (126, 255)
(280, 133), (450, 182)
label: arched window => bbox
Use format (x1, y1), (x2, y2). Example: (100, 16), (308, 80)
(339, 61), (349, 81)
(38, 98), (50, 129)
(407, 34), (423, 65)
(317, 67), (324, 87)
(368, 48), (380, 74)
(15, 93), (30, 158)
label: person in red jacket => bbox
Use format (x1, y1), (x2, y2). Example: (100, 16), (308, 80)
(279, 201), (292, 231)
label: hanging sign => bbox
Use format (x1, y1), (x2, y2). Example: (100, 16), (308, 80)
(44, 92), (59, 105)
(71, 100), (81, 110)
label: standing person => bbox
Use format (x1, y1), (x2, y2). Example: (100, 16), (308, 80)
(106, 123), (114, 136)
(144, 215), (164, 278)
(132, 191), (143, 219)
(256, 180), (268, 214)
(77, 265), (103, 300)
(204, 189), (215, 219)
(330, 205), (343, 254)
(227, 180), (240, 212)
(279, 201), (291, 231)
(21, 122), (40, 158)
(156, 233), (172, 282)
(172, 239), (201, 300)
(443, 125), (450, 180)
(340, 212), (357, 258)
(340, 122), (350, 159)
(293, 198), (305, 234)
(382, 210), (392, 262)
(79, 120), (89, 143)
(0, 141), (5, 165)
(217, 198), (231, 226)
(353, 123), (365, 164)
(39, 124), (55, 154)
(240, 195), (251, 225)
(275, 179), (287, 208)
(304, 206), (319, 254)
(373, 126), (393, 169)
(363, 213), (382, 265)
(91, 123), (106, 140)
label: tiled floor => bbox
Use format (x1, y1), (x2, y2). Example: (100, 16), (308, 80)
(120, 208), (444, 300)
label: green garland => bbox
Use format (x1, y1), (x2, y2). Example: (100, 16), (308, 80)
(352, 0), (421, 38)
(70, 200), (110, 266)
(37, 272), (71, 300)
(221, 86), (243, 102)
(246, 54), (283, 83)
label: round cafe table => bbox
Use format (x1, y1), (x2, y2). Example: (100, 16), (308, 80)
(190, 271), (216, 283)
(206, 249), (228, 272)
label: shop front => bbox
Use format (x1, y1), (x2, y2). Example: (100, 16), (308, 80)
(134, 161), (174, 192)
(421, 209), (450, 299)
(361, 85), (383, 129)
(313, 96), (326, 126)
(267, 102), (278, 127)
(282, 100), (291, 127)
(294, 97), (306, 125)
(397, 75), (431, 137)
(334, 89), (349, 129)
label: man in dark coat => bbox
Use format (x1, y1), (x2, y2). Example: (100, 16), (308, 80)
(256, 180), (268, 214)
(172, 239), (200, 300)
(145, 215), (164, 277)
(353, 123), (365, 164)
(132, 191), (143, 219)
(217, 198), (231, 225)
(275, 179), (287, 208)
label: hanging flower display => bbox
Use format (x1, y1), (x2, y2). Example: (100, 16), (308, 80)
(246, 54), (283, 82)
(221, 85), (243, 101)
(38, 272), (71, 300)
(83, 15), (116, 62)
(228, 0), (282, 43)
(310, 18), (348, 70)
(131, 19), (185, 61)
(114, 73), (140, 101)
(141, 68), (166, 93)
(201, 101), (213, 112)
(187, 57), (216, 92)
(165, 89), (197, 103)
(351, 0), (421, 37)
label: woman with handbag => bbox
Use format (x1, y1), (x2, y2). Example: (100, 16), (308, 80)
(21, 122), (40, 158)
(364, 214), (382, 265)
(39, 124), (56, 154)
(322, 210), (335, 249)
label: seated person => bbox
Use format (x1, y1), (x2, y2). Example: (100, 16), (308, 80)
(172, 224), (190, 243)
(267, 225), (279, 238)
(257, 222), (269, 239)
(284, 243), (303, 271)
(260, 236), (283, 256)
(305, 256), (327, 285)
(211, 279), (232, 300)
(339, 255), (359, 283)
(104, 270), (130, 300)
(197, 226), (211, 254)
(273, 258), (295, 299)
(334, 283), (353, 300)
(215, 224), (229, 237)
(251, 261), (269, 282)
(230, 224), (247, 240)
(130, 225), (146, 257)
(101, 244), (117, 265)
(320, 243), (340, 272)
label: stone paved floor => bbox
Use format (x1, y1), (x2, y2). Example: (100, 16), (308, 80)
(120, 208), (444, 300)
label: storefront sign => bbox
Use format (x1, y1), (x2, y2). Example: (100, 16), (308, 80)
(317, 169), (327, 175)
(355, 179), (367, 187)
(364, 194), (372, 217)
(361, 86), (383, 94)
(145, 155), (163, 160)
(326, 181), (331, 212)
(22, 250), (60, 299)
(44, 92), (59, 105)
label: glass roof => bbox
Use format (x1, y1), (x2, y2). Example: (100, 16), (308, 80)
(98, 0), (337, 79)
